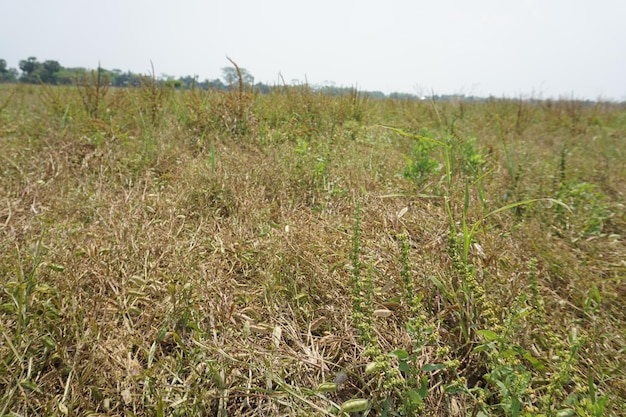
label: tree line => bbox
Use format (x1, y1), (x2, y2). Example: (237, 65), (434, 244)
(0, 56), (244, 90)
(0, 56), (488, 101)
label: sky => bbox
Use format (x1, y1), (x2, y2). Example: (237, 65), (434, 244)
(2, 0), (625, 100)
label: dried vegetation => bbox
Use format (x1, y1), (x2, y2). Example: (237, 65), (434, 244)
(1, 79), (625, 416)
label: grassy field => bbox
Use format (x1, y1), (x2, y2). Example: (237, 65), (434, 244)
(0, 79), (625, 416)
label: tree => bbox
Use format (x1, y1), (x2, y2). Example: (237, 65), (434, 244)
(41, 60), (61, 83)
(176, 75), (197, 89)
(19, 57), (38, 75)
(208, 78), (227, 91)
(18, 57), (42, 83)
(43, 60), (61, 75)
(0, 59), (18, 83)
(254, 82), (270, 94)
(221, 66), (254, 87)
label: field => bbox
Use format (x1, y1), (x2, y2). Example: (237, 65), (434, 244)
(1, 80), (625, 416)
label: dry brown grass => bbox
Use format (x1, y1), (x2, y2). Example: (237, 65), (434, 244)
(1, 84), (625, 415)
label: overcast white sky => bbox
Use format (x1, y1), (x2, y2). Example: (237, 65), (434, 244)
(2, 0), (625, 100)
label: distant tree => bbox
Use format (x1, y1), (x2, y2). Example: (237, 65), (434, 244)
(364, 91), (385, 99)
(254, 82), (270, 94)
(7, 68), (19, 82)
(53, 69), (74, 85)
(160, 74), (182, 89)
(109, 70), (140, 87)
(0, 59), (18, 83)
(19, 57), (38, 75)
(208, 78), (228, 91)
(221, 66), (254, 87)
(18, 57), (44, 83)
(41, 60), (61, 83)
(109, 69), (122, 86)
(43, 60), (61, 74)
(177, 75), (199, 89)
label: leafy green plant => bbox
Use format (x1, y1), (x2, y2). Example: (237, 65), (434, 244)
(473, 312), (539, 416)
(380, 125), (569, 263)
(386, 234), (448, 414)
(451, 135), (487, 177)
(567, 370), (609, 417)
(403, 132), (442, 184)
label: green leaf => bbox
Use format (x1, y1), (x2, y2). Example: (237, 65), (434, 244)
(420, 363), (446, 372)
(555, 409), (575, 417)
(171, 331), (184, 348)
(417, 376), (429, 398)
(464, 178), (470, 215)
(477, 329), (499, 341)
(389, 349), (409, 360)
(494, 379), (508, 394)
(522, 351), (545, 371)
(587, 367), (596, 402)
(48, 263), (65, 272)
(20, 380), (39, 391)
(42, 335), (56, 349)
(407, 389), (424, 404)
(429, 276), (452, 300)
(511, 396), (521, 417)
(501, 348), (518, 359)
(155, 327), (167, 344)
(444, 384), (467, 394)
(472, 343), (492, 354)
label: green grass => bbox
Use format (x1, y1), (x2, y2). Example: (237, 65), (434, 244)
(0, 83), (625, 416)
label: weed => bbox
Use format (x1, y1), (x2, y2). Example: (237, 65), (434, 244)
(349, 204), (374, 348)
(216, 57), (256, 137)
(136, 62), (169, 129)
(403, 133), (442, 185)
(75, 65), (109, 119)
